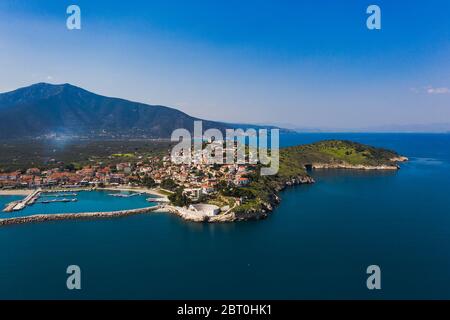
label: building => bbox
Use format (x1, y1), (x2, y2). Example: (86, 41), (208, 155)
(188, 204), (220, 216)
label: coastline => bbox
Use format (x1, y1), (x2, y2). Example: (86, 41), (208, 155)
(97, 186), (168, 198)
(0, 158), (407, 225)
(157, 159), (409, 224)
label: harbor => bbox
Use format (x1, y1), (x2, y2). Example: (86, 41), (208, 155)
(2, 190), (80, 212)
(2, 189), (41, 212)
(0, 189), (159, 219)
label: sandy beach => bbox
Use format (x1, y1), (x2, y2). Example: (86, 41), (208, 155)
(0, 189), (32, 196)
(0, 187), (168, 198)
(98, 187), (168, 198)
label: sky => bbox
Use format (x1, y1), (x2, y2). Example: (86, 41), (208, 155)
(0, 0), (449, 130)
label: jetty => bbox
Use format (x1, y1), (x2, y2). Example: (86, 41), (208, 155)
(147, 197), (170, 203)
(36, 198), (78, 204)
(0, 205), (162, 227)
(41, 193), (78, 198)
(108, 192), (144, 198)
(2, 189), (41, 212)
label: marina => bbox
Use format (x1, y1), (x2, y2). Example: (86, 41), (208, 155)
(2, 189), (41, 212)
(0, 190), (157, 219)
(2, 190), (82, 212)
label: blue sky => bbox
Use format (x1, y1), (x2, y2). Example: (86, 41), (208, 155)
(0, 0), (449, 129)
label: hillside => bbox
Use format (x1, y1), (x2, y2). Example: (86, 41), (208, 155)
(0, 83), (268, 139)
(232, 140), (405, 217)
(279, 140), (403, 174)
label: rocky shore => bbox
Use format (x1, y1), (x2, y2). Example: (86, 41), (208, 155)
(161, 174), (315, 223)
(311, 163), (400, 170)
(161, 157), (408, 224)
(0, 206), (160, 227)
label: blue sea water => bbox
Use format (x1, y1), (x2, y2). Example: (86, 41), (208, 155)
(0, 133), (449, 299)
(0, 191), (153, 219)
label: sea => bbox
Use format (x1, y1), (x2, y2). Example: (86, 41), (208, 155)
(0, 133), (449, 299)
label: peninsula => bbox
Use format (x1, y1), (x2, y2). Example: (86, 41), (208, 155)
(0, 139), (407, 225)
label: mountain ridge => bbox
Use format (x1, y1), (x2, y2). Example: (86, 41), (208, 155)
(0, 83), (269, 139)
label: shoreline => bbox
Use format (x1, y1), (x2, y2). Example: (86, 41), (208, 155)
(157, 160), (408, 223)
(97, 186), (168, 198)
(0, 190), (33, 196)
(0, 158), (407, 225)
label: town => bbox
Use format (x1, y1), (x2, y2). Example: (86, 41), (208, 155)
(0, 143), (257, 216)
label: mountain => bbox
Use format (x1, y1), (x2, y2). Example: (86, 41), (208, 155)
(0, 83), (267, 139)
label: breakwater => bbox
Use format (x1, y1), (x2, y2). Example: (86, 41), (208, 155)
(0, 205), (160, 227)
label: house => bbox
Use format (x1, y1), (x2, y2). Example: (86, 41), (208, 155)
(235, 176), (250, 186)
(183, 188), (202, 201)
(201, 183), (216, 195)
(26, 168), (41, 175)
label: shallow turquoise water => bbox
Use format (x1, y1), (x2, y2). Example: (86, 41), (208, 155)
(0, 191), (154, 218)
(0, 133), (449, 299)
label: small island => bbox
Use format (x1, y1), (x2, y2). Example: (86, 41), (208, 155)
(0, 139), (407, 225)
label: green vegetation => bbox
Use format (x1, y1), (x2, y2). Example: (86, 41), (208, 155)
(0, 139), (172, 171)
(112, 153), (135, 158)
(157, 189), (174, 196)
(0, 138), (401, 218)
(232, 140), (400, 214)
(141, 176), (156, 188)
(280, 140), (399, 168)
(160, 178), (178, 191)
(168, 188), (191, 207)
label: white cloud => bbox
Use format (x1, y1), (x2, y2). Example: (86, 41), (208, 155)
(426, 86), (450, 95)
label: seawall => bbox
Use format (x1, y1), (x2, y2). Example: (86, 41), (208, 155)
(0, 205), (160, 227)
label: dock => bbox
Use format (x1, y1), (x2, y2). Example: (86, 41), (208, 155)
(41, 193), (78, 198)
(36, 198), (78, 204)
(2, 189), (41, 212)
(108, 192), (144, 198)
(147, 197), (170, 203)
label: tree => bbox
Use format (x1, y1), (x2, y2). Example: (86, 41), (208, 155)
(65, 163), (76, 172)
(141, 176), (156, 188)
(168, 188), (191, 207)
(160, 178), (178, 191)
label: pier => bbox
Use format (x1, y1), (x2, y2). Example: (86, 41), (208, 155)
(108, 192), (144, 198)
(148, 197), (170, 203)
(0, 205), (162, 227)
(2, 189), (41, 212)
(41, 193), (78, 198)
(36, 198), (78, 204)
